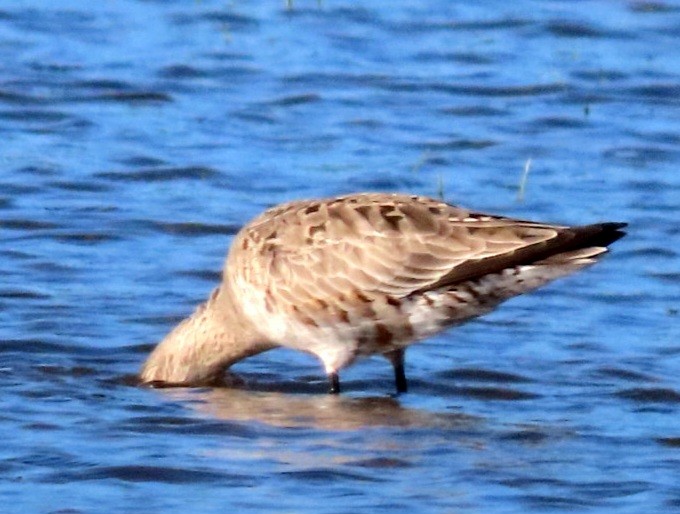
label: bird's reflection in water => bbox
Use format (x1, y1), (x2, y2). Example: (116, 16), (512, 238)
(161, 376), (479, 431)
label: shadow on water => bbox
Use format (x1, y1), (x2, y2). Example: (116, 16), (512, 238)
(129, 368), (480, 430)
(179, 387), (478, 430)
(127, 354), (542, 430)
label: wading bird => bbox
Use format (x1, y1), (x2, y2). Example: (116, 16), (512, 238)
(140, 193), (626, 393)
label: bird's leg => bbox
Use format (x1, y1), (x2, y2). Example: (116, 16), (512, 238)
(384, 348), (408, 394)
(328, 372), (341, 394)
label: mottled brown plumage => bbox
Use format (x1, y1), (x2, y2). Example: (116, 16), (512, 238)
(140, 193), (626, 393)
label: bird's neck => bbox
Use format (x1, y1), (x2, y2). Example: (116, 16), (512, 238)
(140, 284), (274, 386)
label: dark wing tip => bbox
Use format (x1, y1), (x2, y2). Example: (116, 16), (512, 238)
(598, 221), (627, 232)
(582, 222), (627, 248)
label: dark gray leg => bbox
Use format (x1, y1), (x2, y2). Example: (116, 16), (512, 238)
(328, 372), (340, 394)
(385, 348), (408, 394)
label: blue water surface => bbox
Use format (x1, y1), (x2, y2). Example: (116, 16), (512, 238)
(1, 1), (679, 513)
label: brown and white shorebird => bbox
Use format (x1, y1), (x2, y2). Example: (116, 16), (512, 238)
(140, 192), (626, 393)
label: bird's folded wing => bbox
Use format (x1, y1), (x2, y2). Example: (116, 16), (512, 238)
(239, 194), (565, 316)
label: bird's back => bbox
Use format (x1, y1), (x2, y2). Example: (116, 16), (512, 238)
(224, 193), (625, 373)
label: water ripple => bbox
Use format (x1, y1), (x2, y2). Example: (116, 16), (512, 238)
(435, 368), (531, 383)
(68, 91), (172, 104)
(280, 468), (383, 483)
(545, 20), (633, 39)
(149, 221), (241, 237)
(616, 388), (680, 403)
(46, 465), (247, 485)
(95, 166), (221, 182)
